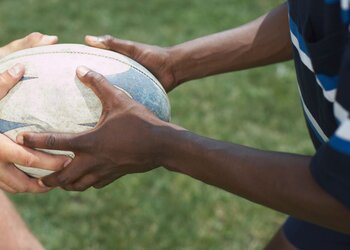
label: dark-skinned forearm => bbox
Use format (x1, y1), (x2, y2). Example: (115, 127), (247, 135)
(169, 2), (292, 85)
(156, 127), (350, 234)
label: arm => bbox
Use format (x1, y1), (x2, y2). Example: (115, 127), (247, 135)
(157, 128), (350, 234)
(85, 3), (292, 91)
(169, 2), (292, 85)
(19, 68), (350, 233)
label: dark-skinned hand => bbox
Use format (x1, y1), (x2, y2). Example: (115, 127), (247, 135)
(17, 66), (172, 191)
(85, 35), (177, 92)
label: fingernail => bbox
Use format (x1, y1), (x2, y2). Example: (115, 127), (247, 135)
(8, 64), (23, 77)
(17, 134), (24, 145)
(41, 35), (58, 43)
(38, 179), (47, 188)
(63, 158), (72, 168)
(86, 35), (104, 43)
(76, 66), (90, 77)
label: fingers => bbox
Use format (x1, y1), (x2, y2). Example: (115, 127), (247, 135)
(0, 134), (60, 193)
(0, 134), (71, 171)
(64, 174), (100, 192)
(41, 156), (94, 187)
(0, 64), (25, 99)
(0, 32), (58, 58)
(93, 174), (125, 189)
(40, 154), (122, 191)
(76, 66), (131, 107)
(17, 131), (88, 152)
(85, 35), (109, 49)
(85, 35), (139, 58)
(0, 182), (16, 193)
(18, 32), (58, 47)
(76, 66), (114, 103)
(0, 162), (51, 193)
(69, 169), (126, 191)
(50, 171), (124, 191)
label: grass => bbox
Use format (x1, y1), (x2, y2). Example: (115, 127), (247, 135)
(0, 0), (314, 249)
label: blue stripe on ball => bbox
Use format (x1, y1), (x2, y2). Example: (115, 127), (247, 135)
(0, 119), (31, 133)
(106, 71), (170, 121)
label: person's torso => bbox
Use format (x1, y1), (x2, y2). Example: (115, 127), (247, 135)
(288, 0), (348, 149)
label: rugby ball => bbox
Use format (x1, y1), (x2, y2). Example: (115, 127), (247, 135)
(0, 44), (170, 178)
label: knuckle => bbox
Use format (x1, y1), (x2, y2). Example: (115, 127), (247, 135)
(46, 135), (57, 147)
(28, 32), (43, 38)
(25, 32), (43, 46)
(93, 73), (106, 84)
(103, 35), (115, 48)
(124, 41), (136, 55)
(72, 134), (93, 151)
(23, 156), (36, 167)
(85, 71), (104, 84)
(67, 137), (78, 149)
(58, 176), (71, 185)
(143, 47), (154, 57)
(53, 173), (71, 186)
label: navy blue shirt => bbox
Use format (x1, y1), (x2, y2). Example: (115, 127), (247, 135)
(288, 0), (350, 209)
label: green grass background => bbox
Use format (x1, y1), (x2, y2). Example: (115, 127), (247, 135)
(0, 0), (314, 249)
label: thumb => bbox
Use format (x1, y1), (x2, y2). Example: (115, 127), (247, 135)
(85, 35), (139, 58)
(0, 64), (25, 99)
(76, 66), (132, 107)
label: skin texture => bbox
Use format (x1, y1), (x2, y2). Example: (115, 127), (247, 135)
(0, 191), (44, 250)
(16, 2), (350, 248)
(0, 33), (71, 194)
(18, 66), (168, 191)
(0, 32), (58, 58)
(84, 5), (302, 249)
(0, 32), (71, 250)
(85, 3), (292, 92)
(18, 68), (350, 235)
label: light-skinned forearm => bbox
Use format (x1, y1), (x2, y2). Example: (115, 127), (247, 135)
(169, 2), (292, 85)
(156, 127), (350, 234)
(0, 191), (44, 249)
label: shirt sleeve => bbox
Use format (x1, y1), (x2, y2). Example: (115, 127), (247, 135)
(310, 34), (350, 209)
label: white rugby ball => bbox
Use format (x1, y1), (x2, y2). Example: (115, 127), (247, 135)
(0, 44), (170, 178)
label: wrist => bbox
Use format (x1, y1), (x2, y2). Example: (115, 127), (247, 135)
(167, 45), (192, 88)
(153, 123), (209, 175)
(152, 122), (188, 171)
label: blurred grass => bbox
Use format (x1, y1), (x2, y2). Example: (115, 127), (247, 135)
(0, 0), (314, 249)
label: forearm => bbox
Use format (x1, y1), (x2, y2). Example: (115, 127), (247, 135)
(169, 3), (292, 85)
(0, 191), (44, 249)
(157, 127), (350, 234)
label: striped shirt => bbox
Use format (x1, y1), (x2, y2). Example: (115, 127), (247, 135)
(288, 0), (350, 208)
